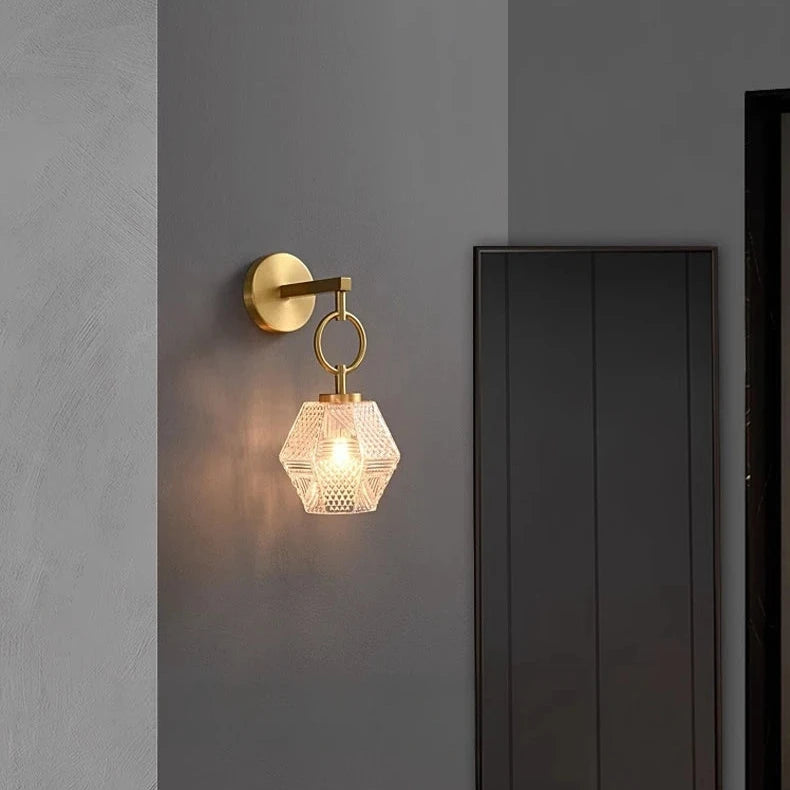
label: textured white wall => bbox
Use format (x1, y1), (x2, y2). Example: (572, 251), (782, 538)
(0, 1), (156, 787)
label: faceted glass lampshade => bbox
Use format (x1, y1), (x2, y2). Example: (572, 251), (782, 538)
(279, 400), (400, 514)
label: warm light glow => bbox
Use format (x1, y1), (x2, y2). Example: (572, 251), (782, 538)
(279, 401), (400, 514)
(330, 437), (352, 468)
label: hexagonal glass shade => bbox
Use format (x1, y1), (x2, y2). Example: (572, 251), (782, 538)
(279, 400), (400, 514)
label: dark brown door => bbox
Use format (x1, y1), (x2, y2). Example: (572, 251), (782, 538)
(475, 247), (718, 790)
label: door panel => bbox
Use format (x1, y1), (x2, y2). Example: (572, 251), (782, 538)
(475, 246), (718, 790)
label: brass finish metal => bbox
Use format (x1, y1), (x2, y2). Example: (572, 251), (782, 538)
(336, 364), (348, 395)
(319, 392), (363, 403)
(244, 253), (316, 333)
(336, 290), (347, 321)
(280, 276), (352, 298)
(244, 251), (368, 395)
(313, 310), (367, 394)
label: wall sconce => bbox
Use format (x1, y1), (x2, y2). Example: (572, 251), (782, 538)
(243, 252), (400, 515)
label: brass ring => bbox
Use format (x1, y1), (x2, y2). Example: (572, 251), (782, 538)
(313, 310), (367, 375)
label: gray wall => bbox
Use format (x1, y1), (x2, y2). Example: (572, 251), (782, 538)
(0, 0), (156, 787)
(509, 5), (790, 788)
(6, 0), (775, 784)
(158, 1), (507, 788)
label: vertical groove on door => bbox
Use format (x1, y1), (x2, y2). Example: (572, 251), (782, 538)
(591, 253), (603, 790)
(475, 253), (512, 790)
(595, 251), (693, 790)
(508, 252), (597, 790)
(687, 251), (718, 789)
(685, 253), (698, 788)
(505, 258), (513, 790)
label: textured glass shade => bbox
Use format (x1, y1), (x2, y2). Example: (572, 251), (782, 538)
(280, 400), (400, 514)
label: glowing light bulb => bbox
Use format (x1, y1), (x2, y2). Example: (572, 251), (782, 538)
(331, 437), (351, 468)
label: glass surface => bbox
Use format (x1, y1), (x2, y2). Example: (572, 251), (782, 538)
(280, 400), (400, 514)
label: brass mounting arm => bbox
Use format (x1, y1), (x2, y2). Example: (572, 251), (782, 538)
(244, 253), (353, 333)
(243, 252), (367, 398)
(280, 277), (351, 298)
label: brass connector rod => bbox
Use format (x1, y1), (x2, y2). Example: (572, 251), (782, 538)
(335, 290), (347, 320)
(335, 363), (347, 395)
(280, 277), (352, 298)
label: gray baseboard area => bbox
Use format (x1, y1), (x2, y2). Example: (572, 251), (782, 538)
(0, 1), (157, 786)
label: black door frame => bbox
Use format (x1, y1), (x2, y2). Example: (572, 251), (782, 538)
(745, 88), (790, 790)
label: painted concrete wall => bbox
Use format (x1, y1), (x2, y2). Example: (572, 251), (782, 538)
(158, 1), (507, 787)
(0, 0), (157, 787)
(509, 4), (790, 787)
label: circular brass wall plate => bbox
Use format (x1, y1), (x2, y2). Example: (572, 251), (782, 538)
(243, 253), (316, 332)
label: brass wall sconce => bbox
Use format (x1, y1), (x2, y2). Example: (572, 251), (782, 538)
(244, 252), (400, 514)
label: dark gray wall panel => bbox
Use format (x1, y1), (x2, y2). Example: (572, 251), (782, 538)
(158, 2), (508, 788)
(595, 252), (693, 789)
(507, 253), (597, 790)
